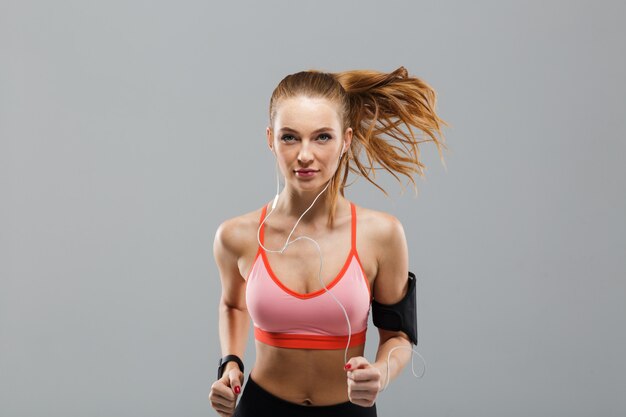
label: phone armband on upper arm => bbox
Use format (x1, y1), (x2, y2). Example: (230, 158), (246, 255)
(371, 271), (418, 345)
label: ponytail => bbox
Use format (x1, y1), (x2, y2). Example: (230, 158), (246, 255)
(269, 67), (448, 227)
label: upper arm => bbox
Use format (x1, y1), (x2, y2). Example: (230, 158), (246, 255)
(213, 219), (248, 311)
(371, 214), (411, 343)
(372, 214), (409, 304)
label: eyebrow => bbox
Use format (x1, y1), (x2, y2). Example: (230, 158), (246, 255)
(279, 126), (336, 134)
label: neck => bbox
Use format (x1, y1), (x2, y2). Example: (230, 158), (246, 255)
(275, 183), (342, 223)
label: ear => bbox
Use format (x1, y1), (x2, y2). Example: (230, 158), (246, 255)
(266, 126), (275, 154)
(343, 127), (353, 154)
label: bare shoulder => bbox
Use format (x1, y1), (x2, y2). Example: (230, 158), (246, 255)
(213, 206), (266, 305)
(214, 206), (266, 258)
(355, 205), (407, 249)
(355, 205), (409, 303)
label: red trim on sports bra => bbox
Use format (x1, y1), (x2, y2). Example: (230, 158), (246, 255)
(258, 204), (268, 246)
(350, 203), (372, 301)
(248, 202), (372, 299)
(258, 202), (362, 300)
(350, 202), (357, 249)
(254, 327), (367, 349)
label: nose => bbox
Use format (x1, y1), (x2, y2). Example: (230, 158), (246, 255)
(297, 141), (314, 165)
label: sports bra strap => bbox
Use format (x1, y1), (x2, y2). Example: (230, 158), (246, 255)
(350, 202), (357, 251)
(258, 204), (268, 245)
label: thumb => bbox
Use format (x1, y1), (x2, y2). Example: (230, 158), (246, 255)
(228, 368), (244, 395)
(344, 356), (370, 371)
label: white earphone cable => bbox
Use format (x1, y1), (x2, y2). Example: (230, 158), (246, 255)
(257, 144), (426, 390)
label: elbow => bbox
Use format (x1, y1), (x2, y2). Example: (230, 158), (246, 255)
(379, 328), (412, 346)
(219, 296), (248, 314)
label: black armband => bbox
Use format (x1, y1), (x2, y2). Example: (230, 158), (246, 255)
(372, 271), (418, 345)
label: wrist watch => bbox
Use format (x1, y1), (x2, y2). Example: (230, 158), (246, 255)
(217, 355), (244, 379)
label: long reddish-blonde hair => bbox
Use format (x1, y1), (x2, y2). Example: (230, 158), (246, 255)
(269, 66), (448, 226)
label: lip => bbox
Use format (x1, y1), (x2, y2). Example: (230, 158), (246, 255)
(294, 169), (319, 178)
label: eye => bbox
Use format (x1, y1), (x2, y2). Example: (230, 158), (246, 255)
(316, 133), (332, 142)
(280, 134), (297, 143)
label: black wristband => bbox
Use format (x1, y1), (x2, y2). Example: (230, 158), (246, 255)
(217, 355), (244, 379)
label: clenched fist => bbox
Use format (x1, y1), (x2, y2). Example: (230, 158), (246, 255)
(344, 356), (382, 407)
(208, 366), (244, 417)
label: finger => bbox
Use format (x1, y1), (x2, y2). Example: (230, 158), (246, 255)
(228, 368), (244, 395)
(350, 398), (376, 408)
(348, 390), (377, 407)
(347, 373), (379, 388)
(213, 402), (235, 415)
(345, 356), (370, 371)
(210, 393), (235, 411)
(210, 392), (234, 409)
(349, 389), (377, 401)
(215, 404), (235, 415)
(211, 380), (235, 401)
(210, 398), (235, 416)
(348, 378), (380, 393)
(347, 367), (380, 382)
(349, 385), (378, 398)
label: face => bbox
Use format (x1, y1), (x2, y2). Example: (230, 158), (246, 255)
(267, 96), (352, 193)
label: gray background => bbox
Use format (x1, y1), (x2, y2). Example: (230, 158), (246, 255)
(1, 0), (625, 416)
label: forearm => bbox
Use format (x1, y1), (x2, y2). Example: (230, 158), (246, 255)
(372, 335), (412, 391)
(218, 297), (250, 360)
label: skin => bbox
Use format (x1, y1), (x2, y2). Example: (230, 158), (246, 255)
(208, 96), (413, 416)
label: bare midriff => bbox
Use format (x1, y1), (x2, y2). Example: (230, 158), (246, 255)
(250, 340), (366, 406)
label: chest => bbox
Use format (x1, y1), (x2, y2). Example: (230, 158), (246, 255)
(264, 229), (354, 293)
(239, 206), (379, 293)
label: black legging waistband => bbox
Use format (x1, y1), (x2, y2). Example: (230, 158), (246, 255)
(233, 374), (378, 417)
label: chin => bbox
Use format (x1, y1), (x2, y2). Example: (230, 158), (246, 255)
(290, 176), (331, 192)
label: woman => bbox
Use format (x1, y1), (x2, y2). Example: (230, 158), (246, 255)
(209, 67), (446, 417)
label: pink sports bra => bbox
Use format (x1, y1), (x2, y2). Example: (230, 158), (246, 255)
(245, 202), (372, 350)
